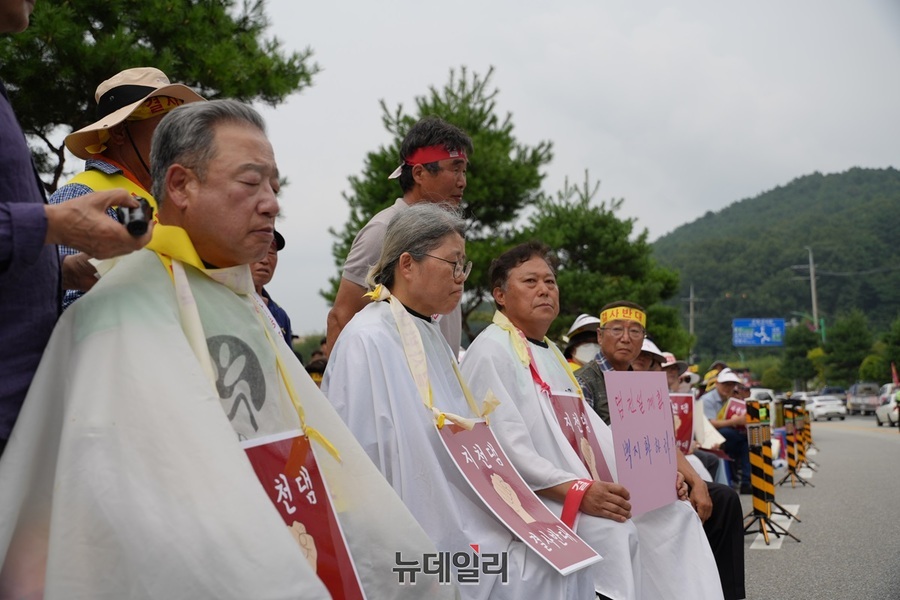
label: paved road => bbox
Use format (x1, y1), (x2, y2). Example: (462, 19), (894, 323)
(740, 414), (900, 599)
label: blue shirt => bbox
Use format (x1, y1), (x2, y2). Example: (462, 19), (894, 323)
(700, 388), (726, 422)
(593, 351), (616, 373)
(0, 80), (60, 441)
(48, 158), (120, 309)
(261, 288), (292, 347)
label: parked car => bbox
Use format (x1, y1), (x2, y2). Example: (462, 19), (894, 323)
(749, 387), (778, 424)
(846, 382), (881, 415)
(749, 387), (776, 403)
(805, 395), (847, 421)
(819, 386), (847, 404)
(878, 383), (898, 406)
(874, 397), (899, 427)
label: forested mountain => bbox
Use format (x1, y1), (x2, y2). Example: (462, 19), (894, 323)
(652, 167), (900, 361)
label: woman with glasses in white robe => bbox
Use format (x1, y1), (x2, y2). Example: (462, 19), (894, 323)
(323, 203), (595, 600)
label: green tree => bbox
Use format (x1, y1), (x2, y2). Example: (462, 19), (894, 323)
(324, 66), (554, 342)
(859, 354), (888, 383)
(523, 173), (687, 350)
(651, 168), (900, 361)
(0, 0), (317, 191)
(780, 324), (819, 389)
(823, 310), (873, 385)
(807, 347), (827, 388)
(760, 364), (790, 391)
(740, 355), (779, 385)
(880, 315), (900, 379)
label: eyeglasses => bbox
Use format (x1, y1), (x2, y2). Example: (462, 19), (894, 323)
(601, 325), (646, 340)
(423, 254), (473, 281)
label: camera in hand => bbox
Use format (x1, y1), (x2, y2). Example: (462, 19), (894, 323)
(115, 194), (154, 236)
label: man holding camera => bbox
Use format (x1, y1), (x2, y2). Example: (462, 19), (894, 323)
(49, 67), (204, 308)
(1, 1), (152, 459)
(0, 99), (446, 599)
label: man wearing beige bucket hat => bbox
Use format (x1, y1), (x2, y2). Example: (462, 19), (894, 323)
(50, 67), (204, 308)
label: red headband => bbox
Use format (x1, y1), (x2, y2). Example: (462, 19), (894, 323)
(403, 145), (468, 166)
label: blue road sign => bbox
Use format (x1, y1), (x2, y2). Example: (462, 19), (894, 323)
(732, 318), (785, 347)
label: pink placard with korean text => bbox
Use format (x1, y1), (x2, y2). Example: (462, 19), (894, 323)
(605, 371), (678, 516)
(669, 393), (694, 455)
(437, 421), (601, 576)
(243, 430), (366, 600)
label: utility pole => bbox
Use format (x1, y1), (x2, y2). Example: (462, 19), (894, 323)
(805, 246), (819, 333)
(682, 284), (702, 364)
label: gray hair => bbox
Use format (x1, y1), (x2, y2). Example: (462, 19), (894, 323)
(150, 99), (266, 204)
(367, 203), (466, 290)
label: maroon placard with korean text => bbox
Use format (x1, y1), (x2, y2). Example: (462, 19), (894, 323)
(669, 393), (694, 455)
(437, 421), (600, 575)
(547, 392), (615, 483)
(722, 398), (747, 430)
(243, 431), (366, 600)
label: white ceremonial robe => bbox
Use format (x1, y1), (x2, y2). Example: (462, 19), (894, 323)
(462, 323), (724, 600)
(686, 453), (713, 482)
(323, 301), (595, 600)
(0, 246), (452, 600)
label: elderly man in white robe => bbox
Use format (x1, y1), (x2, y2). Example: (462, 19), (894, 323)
(0, 100), (453, 600)
(461, 241), (724, 600)
(323, 204), (595, 599)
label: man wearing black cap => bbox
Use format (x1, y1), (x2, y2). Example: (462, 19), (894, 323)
(252, 230), (293, 346)
(325, 116), (472, 356)
(50, 67), (204, 308)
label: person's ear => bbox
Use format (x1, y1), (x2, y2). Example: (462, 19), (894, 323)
(411, 164), (429, 186)
(106, 123), (127, 147)
(397, 252), (415, 282)
(164, 164), (196, 211)
(492, 286), (505, 309)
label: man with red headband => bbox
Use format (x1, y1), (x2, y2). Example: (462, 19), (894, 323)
(49, 67), (204, 308)
(326, 116), (472, 356)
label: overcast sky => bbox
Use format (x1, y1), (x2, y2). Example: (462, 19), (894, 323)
(255, 0), (900, 336)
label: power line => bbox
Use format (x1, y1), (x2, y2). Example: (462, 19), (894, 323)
(817, 265), (900, 277)
(791, 264), (900, 277)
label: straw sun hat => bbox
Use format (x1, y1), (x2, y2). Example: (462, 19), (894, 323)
(65, 67), (204, 159)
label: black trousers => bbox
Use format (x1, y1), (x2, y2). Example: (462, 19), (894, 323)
(704, 481), (746, 600)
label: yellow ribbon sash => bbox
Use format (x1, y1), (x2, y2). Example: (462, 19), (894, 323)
(491, 310), (587, 399)
(368, 285), (497, 428)
(148, 226), (340, 462)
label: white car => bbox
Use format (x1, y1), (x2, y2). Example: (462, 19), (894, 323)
(874, 396), (899, 427)
(805, 395), (847, 421)
(878, 383), (898, 407)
